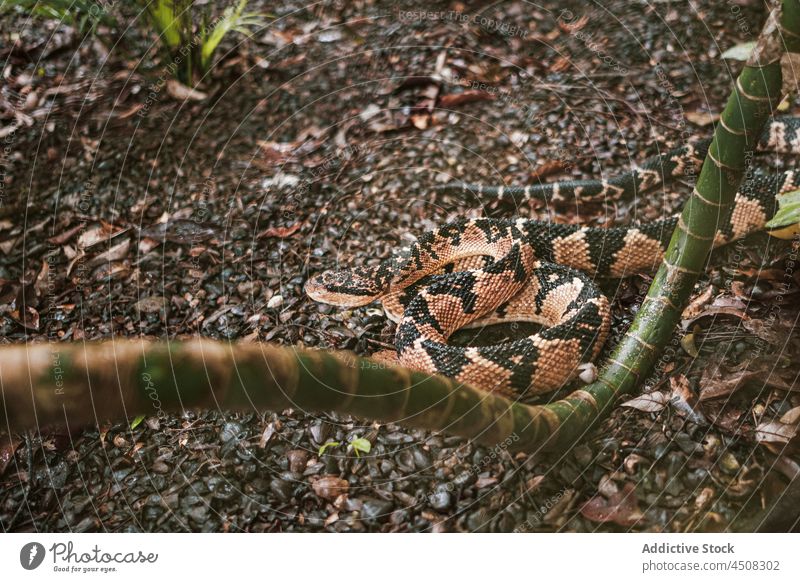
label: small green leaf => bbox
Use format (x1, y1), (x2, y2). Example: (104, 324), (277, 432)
(721, 41), (755, 61)
(318, 440), (340, 456)
(766, 188), (800, 229)
(349, 437), (371, 457)
(130, 414), (146, 430)
(200, 0), (267, 71)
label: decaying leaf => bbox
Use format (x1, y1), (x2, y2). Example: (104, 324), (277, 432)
(47, 223), (85, 245)
(529, 160), (569, 181)
(681, 285), (714, 320)
(621, 391), (668, 413)
(580, 482), (643, 527)
(685, 111), (718, 126)
(86, 239), (131, 268)
(77, 222), (127, 250)
(166, 79), (207, 101)
(258, 223), (301, 239)
(438, 90), (494, 108)
(700, 366), (794, 401)
(755, 407), (800, 446)
(312, 475), (349, 500)
(669, 375), (708, 425)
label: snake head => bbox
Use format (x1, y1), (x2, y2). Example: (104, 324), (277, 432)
(304, 267), (384, 307)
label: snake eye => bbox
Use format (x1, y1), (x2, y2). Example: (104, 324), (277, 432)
(304, 269), (383, 307)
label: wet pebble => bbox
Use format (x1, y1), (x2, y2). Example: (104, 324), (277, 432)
(360, 498), (393, 522)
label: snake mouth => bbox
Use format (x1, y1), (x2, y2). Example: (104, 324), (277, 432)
(304, 271), (382, 307)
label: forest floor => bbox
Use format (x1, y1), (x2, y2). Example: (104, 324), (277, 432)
(2, 0), (800, 532)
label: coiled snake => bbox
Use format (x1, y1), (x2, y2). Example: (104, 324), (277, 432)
(306, 117), (800, 401)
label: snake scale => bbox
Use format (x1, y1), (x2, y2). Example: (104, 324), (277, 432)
(306, 116), (800, 402)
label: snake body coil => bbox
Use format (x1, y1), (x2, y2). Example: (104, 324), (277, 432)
(306, 117), (800, 401)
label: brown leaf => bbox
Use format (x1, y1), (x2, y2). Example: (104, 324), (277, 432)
(755, 407), (800, 452)
(312, 476), (349, 500)
(392, 76), (440, 93)
(259, 423), (275, 448)
(621, 391), (668, 413)
(257, 140), (298, 164)
(116, 103), (144, 119)
(669, 375), (708, 425)
(580, 482), (643, 527)
(681, 285), (714, 321)
(87, 238), (131, 268)
(438, 90), (494, 108)
(529, 160), (568, 181)
(33, 258), (50, 298)
(558, 14), (589, 33)
(258, 223), (301, 239)
(10, 305), (40, 331)
(47, 222), (85, 245)
(165, 79), (207, 101)
(686, 111), (718, 126)
(704, 403), (745, 432)
(699, 367), (793, 401)
(76, 222), (129, 251)
(550, 56), (572, 73)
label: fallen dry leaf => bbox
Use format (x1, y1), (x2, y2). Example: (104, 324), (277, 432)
(755, 406), (800, 453)
(756, 420), (798, 444)
(686, 111), (718, 126)
(77, 222), (123, 250)
(87, 238), (131, 268)
(438, 90), (494, 108)
(681, 285), (715, 320)
(312, 476), (349, 500)
(580, 482), (643, 527)
(621, 391), (668, 413)
(558, 13), (589, 33)
(699, 366), (793, 401)
(257, 140), (300, 164)
(166, 79), (207, 101)
(47, 222), (85, 245)
(669, 375), (708, 425)
(529, 160), (569, 181)
(258, 223), (301, 239)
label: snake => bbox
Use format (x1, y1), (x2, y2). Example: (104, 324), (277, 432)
(435, 116), (800, 205)
(305, 117), (800, 402)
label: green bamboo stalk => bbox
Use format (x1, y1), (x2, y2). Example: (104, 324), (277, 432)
(538, 1), (798, 451)
(0, 341), (557, 451)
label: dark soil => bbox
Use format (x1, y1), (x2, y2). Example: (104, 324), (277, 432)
(1, 0), (799, 532)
